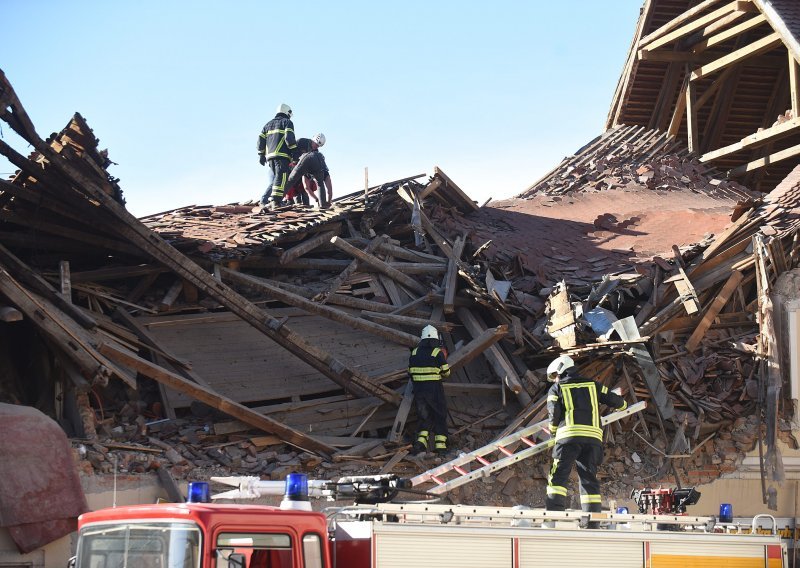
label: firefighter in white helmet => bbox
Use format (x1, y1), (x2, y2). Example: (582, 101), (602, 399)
(408, 325), (451, 455)
(545, 354), (627, 519)
(284, 133), (332, 208)
(257, 103), (297, 208)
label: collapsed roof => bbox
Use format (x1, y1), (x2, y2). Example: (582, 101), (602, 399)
(1, 5), (800, 545)
(608, 0), (800, 192)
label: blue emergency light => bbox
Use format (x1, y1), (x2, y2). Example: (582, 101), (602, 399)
(719, 503), (733, 523)
(187, 481), (210, 503)
(280, 473), (312, 511)
(284, 473), (309, 501)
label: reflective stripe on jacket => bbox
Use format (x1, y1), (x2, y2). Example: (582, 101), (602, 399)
(408, 343), (451, 382)
(257, 113), (297, 160)
(547, 373), (627, 443)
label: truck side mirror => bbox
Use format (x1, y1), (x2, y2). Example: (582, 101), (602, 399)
(228, 553), (247, 568)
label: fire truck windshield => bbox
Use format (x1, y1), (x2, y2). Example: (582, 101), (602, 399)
(76, 522), (201, 568)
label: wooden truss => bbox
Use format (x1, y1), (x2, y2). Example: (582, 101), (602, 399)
(637, 0), (800, 178)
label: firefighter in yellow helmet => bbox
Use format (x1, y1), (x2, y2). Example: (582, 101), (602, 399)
(408, 325), (451, 455)
(545, 354), (627, 517)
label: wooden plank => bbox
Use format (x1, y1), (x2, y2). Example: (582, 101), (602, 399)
(690, 32), (782, 81)
(673, 246), (701, 314)
(387, 381), (415, 444)
(320, 236), (385, 302)
(389, 290), (437, 316)
(432, 166), (479, 211)
(59, 260), (71, 303)
(640, 1), (746, 52)
(668, 73), (689, 137)
(685, 271), (745, 352)
(158, 279), (184, 312)
(728, 142), (800, 177)
(330, 236), (429, 296)
(791, 51), (800, 118)
(700, 117), (800, 162)
(360, 311), (454, 333)
(456, 308), (531, 406)
(638, 0), (728, 48)
(692, 13), (767, 53)
(97, 341), (336, 455)
(280, 229), (339, 265)
(686, 78), (699, 153)
(418, 177), (443, 200)
(221, 267), (419, 349)
(0, 243), (97, 329)
(443, 236), (466, 314)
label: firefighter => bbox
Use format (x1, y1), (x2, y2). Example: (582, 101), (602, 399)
(408, 325), (450, 455)
(257, 103), (297, 208)
(286, 133), (331, 207)
(545, 354), (626, 516)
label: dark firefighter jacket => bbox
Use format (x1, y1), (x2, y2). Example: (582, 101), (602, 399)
(408, 340), (451, 382)
(257, 113), (297, 160)
(285, 150), (330, 191)
(292, 137), (314, 160)
(547, 371), (627, 443)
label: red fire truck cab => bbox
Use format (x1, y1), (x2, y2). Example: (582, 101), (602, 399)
(75, 503), (345, 568)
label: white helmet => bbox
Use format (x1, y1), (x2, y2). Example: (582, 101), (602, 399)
(547, 355), (575, 381)
(276, 103), (292, 117)
(312, 132), (326, 147)
(420, 325), (439, 340)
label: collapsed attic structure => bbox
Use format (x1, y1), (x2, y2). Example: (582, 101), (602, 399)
(1, 0), (800, 555)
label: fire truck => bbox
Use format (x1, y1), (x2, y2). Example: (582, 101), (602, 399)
(74, 473), (788, 568)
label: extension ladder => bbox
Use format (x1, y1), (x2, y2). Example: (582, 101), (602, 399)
(409, 401), (646, 495)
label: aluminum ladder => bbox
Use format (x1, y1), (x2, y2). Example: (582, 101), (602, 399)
(409, 401), (646, 495)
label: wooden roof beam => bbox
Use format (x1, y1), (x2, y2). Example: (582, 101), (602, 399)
(727, 142), (800, 177)
(640, 1), (754, 53)
(638, 0), (727, 48)
(791, 52), (800, 118)
(690, 32), (782, 81)
(691, 13), (767, 53)
(700, 117), (800, 162)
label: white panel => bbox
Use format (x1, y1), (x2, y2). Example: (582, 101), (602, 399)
(789, 303), (799, 401)
(650, 540), (764, 558)
(519, 537), (642, 567)
(375, 532), (511, 568)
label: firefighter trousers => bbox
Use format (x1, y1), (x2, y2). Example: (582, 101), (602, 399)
(413, 380), (448, 450)
(268, 157), (291, 203)
(546, 438), (603, 512)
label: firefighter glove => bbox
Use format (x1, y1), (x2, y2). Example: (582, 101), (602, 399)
(259, 154), (267, 166)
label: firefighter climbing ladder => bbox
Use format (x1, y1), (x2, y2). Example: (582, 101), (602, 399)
(409, 401), (646, 495)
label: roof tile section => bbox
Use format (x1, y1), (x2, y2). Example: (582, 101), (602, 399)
(764, 0), (800, 51)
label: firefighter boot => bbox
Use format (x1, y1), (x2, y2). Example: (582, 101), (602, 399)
(413, 430), (429, 455)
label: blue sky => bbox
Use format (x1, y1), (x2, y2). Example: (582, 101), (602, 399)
(1, 1), (643, 217)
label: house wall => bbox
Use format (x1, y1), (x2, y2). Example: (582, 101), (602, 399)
(0, 475), (163, 568)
